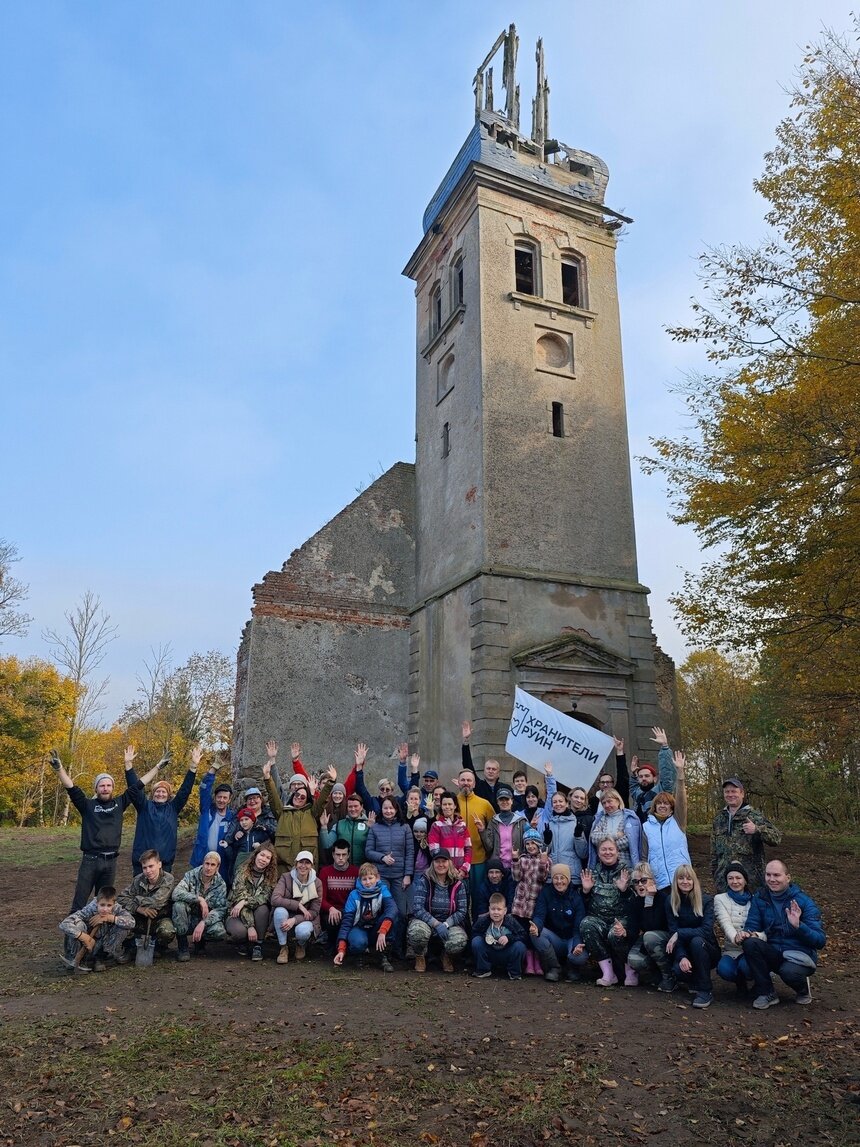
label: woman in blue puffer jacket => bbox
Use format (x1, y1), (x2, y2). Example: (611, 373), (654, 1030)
(366, 795), (414, 955)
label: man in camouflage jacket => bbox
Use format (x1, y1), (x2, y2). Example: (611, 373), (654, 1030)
(170, 852), (228, 960)
(711, 777), (781, 892)
(116, 849), (176, 949)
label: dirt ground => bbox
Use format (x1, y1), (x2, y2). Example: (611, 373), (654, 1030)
(0, 831), (857, 1147)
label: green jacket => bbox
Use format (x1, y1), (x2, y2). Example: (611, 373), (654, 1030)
(228, 864), (275, 928)
(171, 865), (228, 925)
(321, 814), (371, 866)
(117, 871), (175, 918)
(711, 804), (781, 892)
(265, 775), (332, 869)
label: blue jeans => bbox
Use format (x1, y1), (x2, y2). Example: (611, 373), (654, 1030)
(717, 953), (751, 983)
(471, 934), (526, 977)
(532, 928), (590, 971)
(345, 925), (386, 955)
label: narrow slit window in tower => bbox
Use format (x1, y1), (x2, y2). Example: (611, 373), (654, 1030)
(442, 421), (450, 457)
(552, 402), (565, 438)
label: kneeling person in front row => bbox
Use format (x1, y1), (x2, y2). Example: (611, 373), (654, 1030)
(407, 848), (469, 973)
(471, 893), (527, 980)
(171, 851), (228, 962)
(333, 862), (399, 972)
(59, 885), (135, 972)
(739, 859), (826, 1009)
(115, 849), (176, 958)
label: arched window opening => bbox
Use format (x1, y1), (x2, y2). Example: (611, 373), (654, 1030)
(515, 240), (539, 296)
(430, 282), (442, 335)
(452, 255), (464, 308)
(561, 253), (585, 308)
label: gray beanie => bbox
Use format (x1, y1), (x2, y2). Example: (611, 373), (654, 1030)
(94, 773), (113, 792)
(413, 817), (429, 833)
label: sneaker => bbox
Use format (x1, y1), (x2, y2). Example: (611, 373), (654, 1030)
(544, 968), (560, 983)
(795, 979), (813, 1005)
(251, 944), (263, 962)
(59, 955), (77, 971)
(441, 953), (454, 974)
(380, 955), (394, 973)
(93, 959), (107, 973)
(472, 970), (492, 979)
(658, 975), (678, 993)
(692, 991), (713, 1008)
(75, 961), (93, 974)
(276, 945), (289, 965)
(508, 973), (522, 981)
(753, 992), (780, 1010)
(414, 954), (426, 973)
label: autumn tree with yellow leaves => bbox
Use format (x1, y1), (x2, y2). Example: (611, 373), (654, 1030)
(646, 22), (860, 817)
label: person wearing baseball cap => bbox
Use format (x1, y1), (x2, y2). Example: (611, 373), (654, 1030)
(629, 727), (679, 823)
(711, 775), (782, 893)
(407, 847), (469, 973)
(190, 752), (236, 869)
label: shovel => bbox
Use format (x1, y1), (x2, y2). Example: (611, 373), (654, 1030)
(135, 918), (155, 968)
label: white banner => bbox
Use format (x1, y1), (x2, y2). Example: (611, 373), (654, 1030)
(505, 687), (615, 790)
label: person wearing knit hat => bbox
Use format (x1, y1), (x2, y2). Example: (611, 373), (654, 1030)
(714, 861), (755, 994)
(190, 753), (236, 871)
(531, 861), (589, 982)
(128, 745), (205, 877)
(221, 806), (272, 882)
(473, 856), (515, 917)
(49, 744), (147, 966)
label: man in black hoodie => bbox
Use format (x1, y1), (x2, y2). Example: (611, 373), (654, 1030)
(50, 746), (151, 959)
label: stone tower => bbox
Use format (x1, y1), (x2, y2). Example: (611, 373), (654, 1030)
(402, 27), (666, 771)
(232, 27), (673, 785)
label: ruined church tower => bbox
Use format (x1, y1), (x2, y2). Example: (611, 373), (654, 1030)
(403, 28), (665, 769)
(232, 28), (671, 785)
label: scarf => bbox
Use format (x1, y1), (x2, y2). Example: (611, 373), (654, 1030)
(290, 866), (318, 905)
(726, 888), (751, 907)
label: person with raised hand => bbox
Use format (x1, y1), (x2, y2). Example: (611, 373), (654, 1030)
(579, 838), (636, 987)
(128, 745), (202, 876)
(50, 744), (143, 962)
(263, 751), (334, 871)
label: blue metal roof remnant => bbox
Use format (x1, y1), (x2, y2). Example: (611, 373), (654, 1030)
(421, 115), (613, 235)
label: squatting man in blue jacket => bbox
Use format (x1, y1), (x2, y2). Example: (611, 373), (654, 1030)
(738, 859), (826, 1009)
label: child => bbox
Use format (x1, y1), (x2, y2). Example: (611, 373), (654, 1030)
(412, 817), (433, 877)
(473, 858), (515, 917)
(221, 806), (270, 883)
(511, 827), (551, 974)
(471, 892), (527, 979)
(333, 862), (399, 972)
(58, 885), (135, 972)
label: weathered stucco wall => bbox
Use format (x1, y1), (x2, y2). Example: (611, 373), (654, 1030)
(233, 463), (415, 787)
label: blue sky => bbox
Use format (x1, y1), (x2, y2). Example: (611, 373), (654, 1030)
(1, 1), (853, 720)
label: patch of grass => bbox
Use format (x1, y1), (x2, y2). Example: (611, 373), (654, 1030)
(0, 826), (82, 866)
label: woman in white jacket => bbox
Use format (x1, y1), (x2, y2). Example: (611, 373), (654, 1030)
(714, 861), (756, 993)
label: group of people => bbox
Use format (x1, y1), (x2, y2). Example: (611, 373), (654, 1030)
(55, 723), (826, 1011)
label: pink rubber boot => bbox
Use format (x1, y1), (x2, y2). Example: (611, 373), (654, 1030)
(596, 959), (618, 987)
(624, 964), (639, 986)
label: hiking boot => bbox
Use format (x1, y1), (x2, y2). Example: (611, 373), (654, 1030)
(657, 974), (678, 993)
(277, 945), (289, 965)
(251, 944), (263, 962)
(93, 959), (107, 973)
(441, 953), (454, 974)
(115, 949), (132, 966)
(472, 970), (492, 978)
(414, 954), (426, 973)
(544, 968), (560, 983)
(795, 979), (813, 1005)
(380, 955), (394, 973)
(753, 992), (780, 1010)
(176, 936), (191, 963)
(692, 992), (713, 1008)
(295, 944), (306, 961)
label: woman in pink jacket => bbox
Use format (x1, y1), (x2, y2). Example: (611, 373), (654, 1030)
(428, 792), (472, 880)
